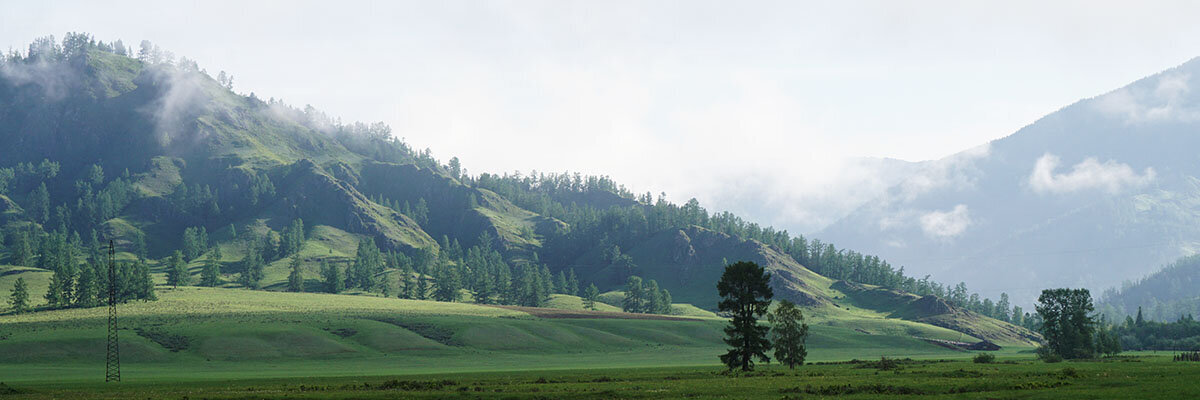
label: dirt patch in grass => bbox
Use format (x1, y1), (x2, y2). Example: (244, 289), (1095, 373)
(485, 305), (701, 321)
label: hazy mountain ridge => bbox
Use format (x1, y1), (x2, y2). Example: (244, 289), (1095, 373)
(821, 56), (1200, 304)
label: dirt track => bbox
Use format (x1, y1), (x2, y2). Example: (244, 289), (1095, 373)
(485, 305), (703, 321)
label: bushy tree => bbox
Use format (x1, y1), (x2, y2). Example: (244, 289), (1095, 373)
(239, 246), (265, 289)
(200, 252), (221, 287)
(1036, 288), (1096, 360)
(622, 276), (644, 313)
(717, 261), (774, 371)
(768, 300), (809, 369)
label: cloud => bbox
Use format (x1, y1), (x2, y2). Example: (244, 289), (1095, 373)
(1095, 72), (1199, 123)
(919, 204), (971, 239)
(1028, 153), (1155, 195)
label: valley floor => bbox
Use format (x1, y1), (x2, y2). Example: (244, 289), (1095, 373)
(0, 354), (1197, 399)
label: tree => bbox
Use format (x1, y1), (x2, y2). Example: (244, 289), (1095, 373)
(287, 257), (304, 292)
(434, 263), (462, 302)
(200, 252), (221, 287)
(1036, 288), (1096, 359)
(566, 269), (580, 296)
(995, 293), (1012, 322)
(768, 300), (809, 369)
(73, 262), (99, 307)
(644, 279), (664, 314)
(448, 157), (462, 180)
(28, 182), (49, 223)
(583, 283), (599, 310)
(717, 261), (774, 371)
(320, 260), (343, 294)
(622, 276), (644, 313)
(166, 251), (190, 288)
(239, 246), (265, 289)
(9, 277), (29, 313)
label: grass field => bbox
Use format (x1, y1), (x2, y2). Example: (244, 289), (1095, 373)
(1, 354), (1197, 399)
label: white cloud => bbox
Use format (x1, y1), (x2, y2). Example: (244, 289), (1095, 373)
(1028, 153), (1155, 195)
(919, 204), (971, 239)
(1095, 72), (1199, 123)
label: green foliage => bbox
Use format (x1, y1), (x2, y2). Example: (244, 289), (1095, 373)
(280, 219), (305, 258)
(1037, 288), (1096, 359)
(239, 245), (266, 289)
(8, 277), (28, 313)
(769, 300), (809, 369)
(973, 353), (996, 363)
(166, 250), (191, 288)
(200, 252), (221, 287)
(181, 227), (208, 260)
(433, 263), (462, 302)
(717, 261), (774, 371)
(347, 238), (383, 291)
(622, 276), (643, 313)
(583, 284), (599, 310)
(320, 260), (343, 294)
(287, 257), (304, 292)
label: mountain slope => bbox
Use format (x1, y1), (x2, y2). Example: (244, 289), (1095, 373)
(821, 56), (1200, 304)
(0, 35), (1034, 347)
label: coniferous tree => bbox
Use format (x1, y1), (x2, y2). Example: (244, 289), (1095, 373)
(9, 277), (30, 313)
(768, 299), (809, 369)
(287, 257), (304, 292)
(554, 271), (568, 295)
(399, 265), (415, 299)
(28, 182), (50, 223)
(73, 261), (99, 307)
(645, 279), (663, 314)
(622, 276), (644, 313)
(566, 269), (580, 296)
(434, 263), (462, 302)
(718, 261), (774, 372)
(320, 260), (343, 294)
(583, 283), (599, 310)
(132, 259), (157, 301)
(200, 252), (221, 287)
(416, 270), (430, 300)
(10, 232), (32, 266)
(660, 288), (673, 314)
(239, 246), (265, 289)
(166, 251), (190, 288)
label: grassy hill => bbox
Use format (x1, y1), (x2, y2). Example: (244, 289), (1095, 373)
(0, 286), (986, 384)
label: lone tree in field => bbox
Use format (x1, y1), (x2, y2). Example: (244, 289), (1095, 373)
(287, 257), (304, 292)
(717, 261), (774, 371)
(584, 283), (599, 310)
(768, 299), (809, 369)
(1036, 288), (1096, 359)
(9, 277), (30, 313)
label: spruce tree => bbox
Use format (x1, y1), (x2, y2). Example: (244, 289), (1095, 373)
(287, 257), (304, 292)
(717, 261), (774, 372)
(9, 277), (29, 313)
(73, 262), (99, 307)
(434, 264), (462, 302)
(768, 299), (809, 369)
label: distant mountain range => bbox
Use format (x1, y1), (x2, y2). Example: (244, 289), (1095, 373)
(821, 56), (1200, 305)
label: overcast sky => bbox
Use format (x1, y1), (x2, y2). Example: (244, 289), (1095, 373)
(7, 0), (1200, 234)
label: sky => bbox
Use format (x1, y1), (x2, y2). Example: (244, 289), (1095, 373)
(6, 0), (1200, 235)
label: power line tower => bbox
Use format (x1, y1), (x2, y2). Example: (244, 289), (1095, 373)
(105, 240), (120, 383)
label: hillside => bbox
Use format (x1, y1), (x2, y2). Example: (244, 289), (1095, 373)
(0, 34), (1034, 348)
(821, 56), (1200, 304)
(1098, 254), (1200, 322)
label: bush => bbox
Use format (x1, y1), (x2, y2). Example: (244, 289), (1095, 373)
(972, 353), (996, 364)
(1037, 346), (1063, 363)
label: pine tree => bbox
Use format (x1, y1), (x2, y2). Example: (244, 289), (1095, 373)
(73, 262), (99, 307)
(416, 270), (430, 300)
(583, 283), (599, 310)
(287, 257), (304, 292)
(768, 299), (809, 369)
(554, 271), (568, 295)
(434, 264), (462, 302)
(9, 277), (29, 313)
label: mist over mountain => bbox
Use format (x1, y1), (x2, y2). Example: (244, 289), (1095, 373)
(821, 57), (1200, 305)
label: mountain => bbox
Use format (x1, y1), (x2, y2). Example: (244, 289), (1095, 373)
(1097, 254), (1200, 322)
(820, 56), (1200, 305)
(0, 34), (1034, 345)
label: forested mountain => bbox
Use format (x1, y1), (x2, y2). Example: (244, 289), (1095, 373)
(820, 56), (1200, 305)
(0, 33), (1034, 344)
(1098, 254), (1200, 322)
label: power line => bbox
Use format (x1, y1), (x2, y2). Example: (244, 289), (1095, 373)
(105, 240), (120, 383)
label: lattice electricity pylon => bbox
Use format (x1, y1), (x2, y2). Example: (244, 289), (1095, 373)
(105, 240), (120, 382)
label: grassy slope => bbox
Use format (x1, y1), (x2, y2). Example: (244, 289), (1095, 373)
(0, 287), (973, 384)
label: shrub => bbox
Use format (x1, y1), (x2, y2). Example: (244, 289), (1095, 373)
(972, 353), (996, 364)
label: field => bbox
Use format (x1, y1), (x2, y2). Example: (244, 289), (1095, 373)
(1, 354), (1197, 399)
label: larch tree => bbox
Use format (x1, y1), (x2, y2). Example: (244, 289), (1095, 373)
(287, 256), (304, 292)
(717, 261), (774, 372)
(768, 299), (809, 369)
(9, 277), (30, 313)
